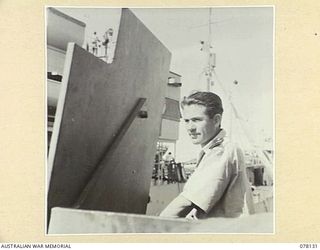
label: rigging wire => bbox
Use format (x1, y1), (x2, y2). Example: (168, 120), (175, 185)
(212, 69), (273, 181)
(198, 8), (273, 184)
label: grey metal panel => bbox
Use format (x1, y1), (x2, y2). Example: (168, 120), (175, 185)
(47, 9), (171, 218)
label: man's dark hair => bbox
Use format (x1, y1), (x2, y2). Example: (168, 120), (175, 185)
(181, 91), (224, 119)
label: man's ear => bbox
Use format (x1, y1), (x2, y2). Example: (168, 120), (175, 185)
(213, 114), (222, 127)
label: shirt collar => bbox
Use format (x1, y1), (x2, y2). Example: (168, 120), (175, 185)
(202, 129), (226, 154)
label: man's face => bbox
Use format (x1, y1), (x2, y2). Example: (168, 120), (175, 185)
(182, 104), (220, 147)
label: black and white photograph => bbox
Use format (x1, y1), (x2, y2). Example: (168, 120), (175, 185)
(46, 6), (274, 234)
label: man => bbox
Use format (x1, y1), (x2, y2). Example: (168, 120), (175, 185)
(103, 28), (114, 60)
(91, 31), (100, 56)
(164, 152), (174, 163)
(160, 91), (254, 219)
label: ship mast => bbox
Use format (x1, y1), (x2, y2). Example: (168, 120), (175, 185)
(207, 8), (212, 91)
(204, 8), (215, 91)
(201, 8), (273, 183)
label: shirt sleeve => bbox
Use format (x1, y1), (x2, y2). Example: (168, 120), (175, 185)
(159, 194), (193, 218)
(181, 146), (233, 213)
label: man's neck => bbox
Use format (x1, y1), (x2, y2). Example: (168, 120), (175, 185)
(201, 128), (222, 148)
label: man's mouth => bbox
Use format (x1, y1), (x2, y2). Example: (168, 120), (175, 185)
(189, 133), (199, 137)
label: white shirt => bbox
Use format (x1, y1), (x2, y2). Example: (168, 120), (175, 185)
(181, 129), (255, 217)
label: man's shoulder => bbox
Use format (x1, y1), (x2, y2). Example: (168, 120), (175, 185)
(203, 138), (234, 160)
(218, 136), (239, 150)
(217, 138), (244, 159)
(220, 140), (246, 170)
(204, 130), (245, 159)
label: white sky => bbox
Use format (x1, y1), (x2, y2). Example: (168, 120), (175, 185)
(56, 7), (274, 162)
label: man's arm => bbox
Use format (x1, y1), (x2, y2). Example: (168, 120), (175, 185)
(159, 195), (192, 218)
(159, 194), (205, 218)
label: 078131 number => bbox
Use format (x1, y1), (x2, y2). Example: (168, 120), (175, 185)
(300, 244), (318, 248)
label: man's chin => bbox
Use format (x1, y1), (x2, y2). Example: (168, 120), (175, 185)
(191, 139), (201, 145)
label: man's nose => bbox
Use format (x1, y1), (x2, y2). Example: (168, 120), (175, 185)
(187, 122), (196, 131)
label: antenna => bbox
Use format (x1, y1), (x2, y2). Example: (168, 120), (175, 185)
(203, 8), (215, 91)
(208, 8), (212, 50)
(207, 8), (212, 91)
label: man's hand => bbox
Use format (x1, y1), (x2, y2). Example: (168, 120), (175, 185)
(185, 208), (199, 220)
(160, 194), (206, 219)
